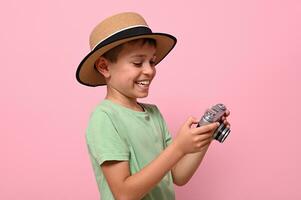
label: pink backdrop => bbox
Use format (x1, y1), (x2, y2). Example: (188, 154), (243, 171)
(1, 0), (300, 199)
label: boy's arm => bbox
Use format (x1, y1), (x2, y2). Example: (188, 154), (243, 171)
(171, 143), (211, 186)
(101, 141), (184, 200)
(171, 112), (230, 186)
(101, 117), (219, 200)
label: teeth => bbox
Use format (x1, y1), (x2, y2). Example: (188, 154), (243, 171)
(136, 80), (150, 85)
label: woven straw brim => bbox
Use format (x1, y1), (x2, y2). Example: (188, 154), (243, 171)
(76, 33), (176, 87)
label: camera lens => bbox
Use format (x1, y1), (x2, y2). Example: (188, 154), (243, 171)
(213, 123), (230, 143)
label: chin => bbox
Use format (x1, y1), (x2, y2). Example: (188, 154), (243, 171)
(135, 92), (149, 98)
(138, 94), (148, 98)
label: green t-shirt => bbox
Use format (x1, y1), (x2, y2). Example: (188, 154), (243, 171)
(86, 99), (175, 200)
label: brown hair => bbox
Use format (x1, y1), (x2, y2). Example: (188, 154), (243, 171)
(102, 38), (157, 63)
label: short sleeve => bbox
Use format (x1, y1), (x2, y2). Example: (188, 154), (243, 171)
(86, 109), (130, 166)
(162, 118), (173, 147)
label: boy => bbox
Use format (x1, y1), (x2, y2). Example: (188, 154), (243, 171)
(76, 12), (230, 200)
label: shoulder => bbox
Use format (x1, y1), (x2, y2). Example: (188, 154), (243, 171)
(86, 103), (120, 140)
(86, 102), (119, 132)
(87, 100), (134, 130)
(89, 100), (120, 119)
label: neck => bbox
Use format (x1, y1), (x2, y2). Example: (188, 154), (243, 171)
(105, 86), (143, 112)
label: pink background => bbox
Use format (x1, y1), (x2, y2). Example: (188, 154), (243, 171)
(1, 0), (300, 199)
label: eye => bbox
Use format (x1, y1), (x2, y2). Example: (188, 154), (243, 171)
(132, 60), (156, 67)
(133, 62), (143, 67)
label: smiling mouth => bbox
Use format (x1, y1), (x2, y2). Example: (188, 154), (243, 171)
(135, 80), (150, 86)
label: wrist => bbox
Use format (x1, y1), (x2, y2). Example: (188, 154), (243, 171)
(170, 141), (185, 158)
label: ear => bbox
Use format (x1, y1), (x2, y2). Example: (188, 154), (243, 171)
(95, 56), (111, 78)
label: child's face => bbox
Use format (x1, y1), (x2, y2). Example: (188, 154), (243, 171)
(104, 41), (157, 102)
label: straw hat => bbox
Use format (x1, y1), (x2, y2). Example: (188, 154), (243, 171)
(76, 12), (177, 87)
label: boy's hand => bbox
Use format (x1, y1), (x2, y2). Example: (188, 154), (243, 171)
(222, 110), (231, 129)
(173, 117), (219, 155)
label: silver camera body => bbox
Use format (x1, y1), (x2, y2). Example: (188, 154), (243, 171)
(197, 104), (230, 143)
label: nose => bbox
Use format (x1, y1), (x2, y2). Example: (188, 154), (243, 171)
(142, 63), (156, 76)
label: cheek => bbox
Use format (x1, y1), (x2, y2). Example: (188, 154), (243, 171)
(149, 67), (157, 79)
(113, 71), (136, 86)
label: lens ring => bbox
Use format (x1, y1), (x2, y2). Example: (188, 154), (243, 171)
(219, 128), (230, 142)
(215, 124), (230, 143)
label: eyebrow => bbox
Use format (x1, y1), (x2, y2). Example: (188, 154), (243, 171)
(130, 54), (156, 58)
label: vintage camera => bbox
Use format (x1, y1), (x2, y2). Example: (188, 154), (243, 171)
(197, 104), (230, 143)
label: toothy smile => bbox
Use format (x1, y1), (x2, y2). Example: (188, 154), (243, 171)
(135, 80), (150, 86)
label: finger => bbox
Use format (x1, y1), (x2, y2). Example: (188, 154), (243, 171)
(225, 110), (230, 117)
(186, 116), (199, 127)
(196, 139), (212, 150)
(194, 122), (219, 134)
(195, 132), (213, 141)
(222, 118), (230, 126)
(226, 123), (231, 128)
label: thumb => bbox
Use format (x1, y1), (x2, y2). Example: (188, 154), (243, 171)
(186, 116), (199, 127)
